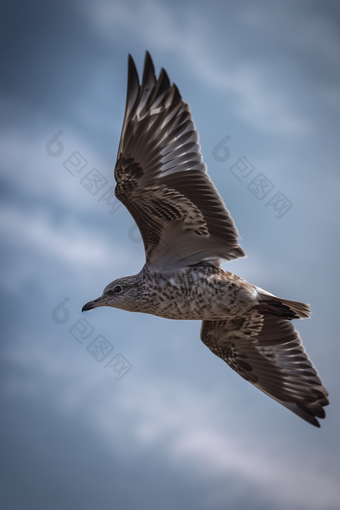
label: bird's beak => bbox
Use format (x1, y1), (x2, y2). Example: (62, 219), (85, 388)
(82, 296), (107, 312)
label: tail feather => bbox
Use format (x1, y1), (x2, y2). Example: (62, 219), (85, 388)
(255, 286), (310, 319)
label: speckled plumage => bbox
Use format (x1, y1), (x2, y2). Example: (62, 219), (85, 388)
(82, 52), (329, 427)
(131, 266), (256, 320)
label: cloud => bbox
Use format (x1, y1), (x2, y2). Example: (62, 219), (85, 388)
(239, 2), (340, 67)
(0, 120), (113, 211)
(1, 3), (339, 509)
(0, 205), (107, 263)
(2, 333), (339, 510)
(0, 200), (140, 298)
(81, 0), (312, 134)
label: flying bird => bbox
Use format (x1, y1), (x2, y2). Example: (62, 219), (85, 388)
(82, 52), (329, 427)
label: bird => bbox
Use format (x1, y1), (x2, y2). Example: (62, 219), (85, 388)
(82, 51), (329, 427)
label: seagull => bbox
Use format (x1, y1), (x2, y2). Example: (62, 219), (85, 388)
(82, 52), (329, 427)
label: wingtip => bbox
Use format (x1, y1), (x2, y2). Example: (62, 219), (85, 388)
(144, 51), (156, 80)
(287, 400), (327, 428)
(172, 83), (182, 102)
(128, 54), (139, 81)
(158, 67), (170, 88)
(127, 53), (134, 68)
(128, 51), (153, 75)
(309, 416), (321, 428)
(141, 50), (156, 86)
(124, 53), (140, 120)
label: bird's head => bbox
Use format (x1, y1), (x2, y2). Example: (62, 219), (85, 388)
(82, 274), (141, 313)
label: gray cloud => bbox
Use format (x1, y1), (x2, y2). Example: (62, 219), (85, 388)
(1, 0), (340, 509)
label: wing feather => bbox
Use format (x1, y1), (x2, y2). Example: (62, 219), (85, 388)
(114, 52), (245, 269)
(200, 312), (329, 427)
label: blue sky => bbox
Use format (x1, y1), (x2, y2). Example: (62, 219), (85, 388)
(1, 1), (340, 509)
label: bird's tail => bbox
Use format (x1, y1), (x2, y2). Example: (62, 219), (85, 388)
(255, 286), (310, 319)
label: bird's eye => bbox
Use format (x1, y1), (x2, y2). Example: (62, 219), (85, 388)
(113, 285), (123, 294)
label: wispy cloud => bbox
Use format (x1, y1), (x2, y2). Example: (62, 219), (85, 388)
(82, 0), (312, 134)
(1, 2), (339, 508)
(0, 123), (112, 210)
(239, 3), (340, 67)
(3, 337), (339, 510)
(0, 205), (108, 265)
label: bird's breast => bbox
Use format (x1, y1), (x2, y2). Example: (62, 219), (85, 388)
(140, 268), (256, 320)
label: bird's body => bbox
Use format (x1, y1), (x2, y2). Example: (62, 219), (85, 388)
(82, 52), (329, 427)
(117, 266), (256, 320)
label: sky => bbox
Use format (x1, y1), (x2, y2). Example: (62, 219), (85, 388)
(1, 0), (340, 509)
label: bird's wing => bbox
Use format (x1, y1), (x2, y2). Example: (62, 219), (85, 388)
(200, 311), (329, 427)
(114, 52), (245, 270)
